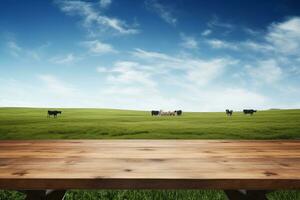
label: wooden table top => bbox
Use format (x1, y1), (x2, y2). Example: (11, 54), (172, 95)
(0, 140), (299, 190)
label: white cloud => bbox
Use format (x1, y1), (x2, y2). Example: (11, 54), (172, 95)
(96, 60), (166, 110)
(131, 48), (238, 86)
(93, 49), (239, 110)
(265, 17), (300, 55)
(203, 17), (299, 85)
(145, 0), (177, 26)
(98, 61), (156, 87)
(201, 29), (212, 36)
(132, 48), (181, 63)
(206, 39), (238, 50)
(38, 74), (76, 96)
(246, 59), (283, 84)
(81, 40), (117, 55)
(244, 28), (260, 36)
(211, 17), (300, 55)
(180, 34), (198, 49)
(50, 53), (76, 64)
(56, 0), (138, 35)
(186, 58), (236, 86)
(99, 0), (112, 8)
(241, 40), (274, 52)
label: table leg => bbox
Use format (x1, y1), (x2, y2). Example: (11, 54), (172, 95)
(224, 190), (269, 200)
(24, 190), (66, 200)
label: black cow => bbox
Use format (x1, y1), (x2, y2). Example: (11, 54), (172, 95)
(175, 110), (182, 116)
(151, 110), (160, 116)
(243, 109), (257, 115)
(226, 109), (233, 116)
(48, 110), (62, 118)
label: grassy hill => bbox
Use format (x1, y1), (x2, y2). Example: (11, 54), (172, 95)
(0, 108), (299, 199)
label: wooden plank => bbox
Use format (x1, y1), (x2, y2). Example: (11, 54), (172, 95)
(0, 140), (299, 190)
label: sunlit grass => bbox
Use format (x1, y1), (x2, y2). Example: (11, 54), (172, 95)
(0, 108), (300, 140)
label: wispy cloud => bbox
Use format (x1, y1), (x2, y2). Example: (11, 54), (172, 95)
(203, 17), (300, 90)
(99, 0), (112, 8)
(241, 40), (274, 52)
(180, 33), (198, 49)
(266, 17), (300, 55)
(201, 29), (212, 36)
(6, 39), (48, 61)
(206, 17), (300, 56)
(145, 0), (177, 26)
(208, 15), (234, 29)
(81, 40), (117, 55)
(96, 60), (163, 110)
(98, 61), (156, 87)
(246, 59), (283, 84)
(131, 48), (238, 86)
(186, 58), (237, 86)
(132, 48), (181, 63)
(50, 53), (76, 64)
(56, 0), (139, 35)
(244, 28), (261, 36)
(206, 38), (274, 53)
(206, 39), (238, 50)
(239, 17), (300, 59)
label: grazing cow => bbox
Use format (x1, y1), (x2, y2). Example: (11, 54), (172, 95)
(175, 110), (182, 116)
(151, 110), (160, 116)
(243, 109), (257, 115)
(169, 111), (176, 116)
(47, 110), (62, 118)
(156, 110), (182, 116)
(159, 110), (176, 116)
(159, 110), (169, 116)
(226, 109), (233, 116)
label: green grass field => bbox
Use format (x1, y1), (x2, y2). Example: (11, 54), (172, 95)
(0, 107), (300, 199)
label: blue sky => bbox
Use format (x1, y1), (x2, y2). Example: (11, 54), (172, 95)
(0, 0), (300, 111)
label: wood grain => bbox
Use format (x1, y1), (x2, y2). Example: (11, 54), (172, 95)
(0, 140), (299, 190)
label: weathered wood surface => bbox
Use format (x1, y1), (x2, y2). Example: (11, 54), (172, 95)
(0, 140), (299, 190)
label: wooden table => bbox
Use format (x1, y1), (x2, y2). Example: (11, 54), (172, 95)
(0, 140), (299, 200)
